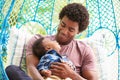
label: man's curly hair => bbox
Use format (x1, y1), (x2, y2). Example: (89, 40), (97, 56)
(59, 3), (89, 32)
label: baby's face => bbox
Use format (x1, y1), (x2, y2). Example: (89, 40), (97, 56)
(42, 38), (61, 52)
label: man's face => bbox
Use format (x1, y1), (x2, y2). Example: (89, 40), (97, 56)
(56, 16), (79, 45)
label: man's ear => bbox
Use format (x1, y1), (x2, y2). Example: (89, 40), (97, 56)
(45, 45), (52, 51)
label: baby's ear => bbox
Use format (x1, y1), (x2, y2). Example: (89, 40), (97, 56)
(45, 45), (52, 51)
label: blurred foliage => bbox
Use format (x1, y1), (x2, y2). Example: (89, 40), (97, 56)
(22, 22), (47, 35)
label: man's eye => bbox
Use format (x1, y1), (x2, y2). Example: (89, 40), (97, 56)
(69, 28), (74, 32)
(61, 23), (65, 27)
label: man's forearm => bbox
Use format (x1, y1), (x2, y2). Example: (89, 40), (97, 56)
(27, 65), (44, 80)
(26, 54), (44, 80)
(70, 71), (86, 80)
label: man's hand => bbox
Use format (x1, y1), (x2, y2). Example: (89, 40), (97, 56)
(50, 62), (89, 80)
(50, 62), (75, 79)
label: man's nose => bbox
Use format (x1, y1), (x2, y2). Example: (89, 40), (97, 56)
(62, 27), (68, 35)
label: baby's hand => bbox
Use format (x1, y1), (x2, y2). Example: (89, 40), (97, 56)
(40, 70), (52, 77)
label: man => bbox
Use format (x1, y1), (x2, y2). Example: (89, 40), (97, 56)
(6, 3), (98, 80)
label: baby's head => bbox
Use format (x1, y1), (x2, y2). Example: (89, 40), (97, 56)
(32, 37), (61, 59)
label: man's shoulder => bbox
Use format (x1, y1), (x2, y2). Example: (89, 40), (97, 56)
(73, 39), (89, 47)
(72, 39), (93, 53)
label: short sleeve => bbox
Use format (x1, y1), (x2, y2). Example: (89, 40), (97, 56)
(26, 34), (42, 56)
(81, 45), (97, 71)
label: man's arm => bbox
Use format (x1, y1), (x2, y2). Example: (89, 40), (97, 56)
(82, 70), (98, 80)
(69, 69), (98, 80)
(81, 45), (98, 80)
(25, 34), (44, 80)
(26, 54), (44, 80)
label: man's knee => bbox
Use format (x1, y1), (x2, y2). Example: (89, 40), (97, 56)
(5, 65), (20, 80)
(5, 65), (32, 80)
(6, 65), (17, 70)
(5, 65), (18, 73)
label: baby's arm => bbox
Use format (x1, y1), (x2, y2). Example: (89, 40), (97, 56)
(37, 54), (53, 77)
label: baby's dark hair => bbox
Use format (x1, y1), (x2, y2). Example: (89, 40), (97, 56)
(32, 37), (47, 59)
(59, 3), (89, 32)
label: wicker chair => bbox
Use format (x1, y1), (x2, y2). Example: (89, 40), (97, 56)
(0, 0), (119, 80)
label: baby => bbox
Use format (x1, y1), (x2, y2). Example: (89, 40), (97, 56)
(32, 37), (76, 79)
